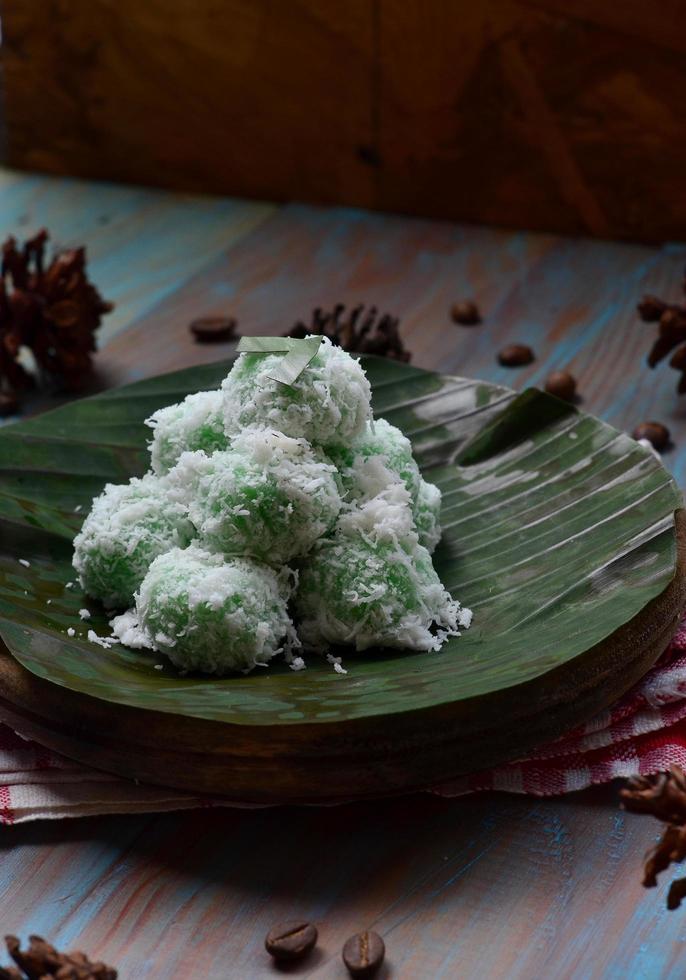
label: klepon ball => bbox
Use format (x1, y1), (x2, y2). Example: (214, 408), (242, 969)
(325, 418), (422, 504)
(146, 389), (229, 475)
(295, 486), (467, 652)
(111, 544), (298, 674)
(166, 428), (341, 564)
(221, 336), (371, 445)
(73, 475), (193, 608)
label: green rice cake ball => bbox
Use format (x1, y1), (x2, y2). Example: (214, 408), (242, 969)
(295, 485), (464, 652)
(296, 536), (461, 653)
(146, 389), (229, 475)
(325, 418), (422, 505)
(335, 481), (418, 542)
(73, 475), (193, 608)
(119, 544), (297, 674)
(167, 427), (342, 564)
(414, 478), (442, 553)
(221, 336), (371, 444)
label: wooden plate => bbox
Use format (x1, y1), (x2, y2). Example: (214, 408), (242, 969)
(0, 357), (684, 803)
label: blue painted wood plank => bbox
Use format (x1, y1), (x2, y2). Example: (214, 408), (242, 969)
(0, 168), (274, 345)
(0, 793), (682, 979)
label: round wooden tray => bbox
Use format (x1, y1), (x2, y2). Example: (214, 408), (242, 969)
(1, 359), (685, 804)
(0, 510), (684, 804)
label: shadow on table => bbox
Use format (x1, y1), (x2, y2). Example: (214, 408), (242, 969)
(0, 782), (621, 897)
(0, 782), (653, 978)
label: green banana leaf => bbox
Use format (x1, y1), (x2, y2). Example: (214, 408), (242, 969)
(0, 356), (681, 726)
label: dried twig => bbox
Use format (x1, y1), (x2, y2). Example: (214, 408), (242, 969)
(621, 766), (686, 908)
(638, 272), (686, 393)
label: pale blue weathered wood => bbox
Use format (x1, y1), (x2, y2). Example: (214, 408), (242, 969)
(0, 168), (273, 345)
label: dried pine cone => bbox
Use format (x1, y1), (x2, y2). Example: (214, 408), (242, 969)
(3, 936), (116, 980)
(0, 230), (112, 409)
(0, 965), (22, 980)
(286, 303), (410, 362)
(5, 934), (60, 979)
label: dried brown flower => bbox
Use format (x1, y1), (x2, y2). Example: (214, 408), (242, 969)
(621, 766), (686, 908)
(0, 231), (112, 409)
(0, 965), (23, 980)
(3, 936), (116, 980)
(639, 272), (686, 393)
(286, 303), (410, 362)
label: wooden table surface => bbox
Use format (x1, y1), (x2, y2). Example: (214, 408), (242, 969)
(1, 169), (686, 979)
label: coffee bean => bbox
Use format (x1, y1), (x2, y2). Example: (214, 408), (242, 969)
(450, 300), (481, 325)
(0, 392), (19, 417)
(189, 316), (237, 343)
(544, 370), (577, 402)
(265, 921), (318, 962)
(498, 343), (534, 367)
(633, 421), (670, 451)
(342, 931), (385, 977)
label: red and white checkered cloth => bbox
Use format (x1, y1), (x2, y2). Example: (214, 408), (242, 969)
(435, 617), (686, 798)
(3, 619), (686, 822)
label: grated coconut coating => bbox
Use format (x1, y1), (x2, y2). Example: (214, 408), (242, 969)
(165, 427), (342, 564)
(111, 544), (298, 674)
(325, 418), (422, 505)
(72, 475), (194, 608)
(146, 389), (229, 475)
(221, 335), (371, 445)
(414, 478), (442, 553)
(295, 485), (463, 652)
(75, 345), (469, 666)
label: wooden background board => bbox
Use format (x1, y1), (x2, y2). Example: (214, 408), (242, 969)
(4, 1), (686, 241)
(1, 168), (686, 976)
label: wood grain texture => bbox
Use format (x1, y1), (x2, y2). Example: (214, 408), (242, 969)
(4, 1), (686, 240)
(1, 0), (376, 209)
(0, 169), (273, 348)
(1, 171), (686, 976)
(0, 790), (685, 979)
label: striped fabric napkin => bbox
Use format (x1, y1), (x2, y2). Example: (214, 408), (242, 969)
(2, 618), (686, 822)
